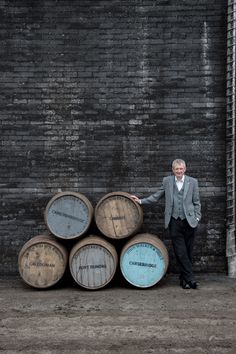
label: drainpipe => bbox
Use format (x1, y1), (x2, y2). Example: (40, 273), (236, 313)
(226, 0), (236, 277)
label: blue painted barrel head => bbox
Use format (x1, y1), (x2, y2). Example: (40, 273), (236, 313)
(46, 195), (91, 239)
(120, 242), (166, 288)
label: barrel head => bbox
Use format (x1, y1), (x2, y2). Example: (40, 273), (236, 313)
(70, 236), (117, 289)
(120, 235), (168, 288)
(18, 237), (67, 288)
(95, 192), (143, 239)
(45, 192), (93, 239)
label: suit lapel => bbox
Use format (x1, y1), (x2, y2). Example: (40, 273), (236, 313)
(183, 175), (190, 199)
(169, 176), (174, 201)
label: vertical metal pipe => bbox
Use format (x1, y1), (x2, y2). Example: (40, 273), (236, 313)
(226, 0), (236, 277)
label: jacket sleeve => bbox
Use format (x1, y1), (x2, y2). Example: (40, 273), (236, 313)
(193, 179), (201, 221)
(140, 184), (165, 205)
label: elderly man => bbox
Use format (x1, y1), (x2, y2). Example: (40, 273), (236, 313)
(132, 159), (201, 289)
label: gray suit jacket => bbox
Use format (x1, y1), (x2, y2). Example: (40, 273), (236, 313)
(141, 175), (201, 229)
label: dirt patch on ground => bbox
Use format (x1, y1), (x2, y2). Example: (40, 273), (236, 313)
(0, 274), (235, 353)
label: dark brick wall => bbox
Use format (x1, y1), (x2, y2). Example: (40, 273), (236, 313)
(0, 0), (227, 275)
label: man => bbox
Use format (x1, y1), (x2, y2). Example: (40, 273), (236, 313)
(132, 159), (201, 289)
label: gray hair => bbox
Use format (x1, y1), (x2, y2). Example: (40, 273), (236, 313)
(172, 159), (186, 168)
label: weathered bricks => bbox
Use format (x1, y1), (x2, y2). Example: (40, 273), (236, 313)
(0, 0), (227, 275)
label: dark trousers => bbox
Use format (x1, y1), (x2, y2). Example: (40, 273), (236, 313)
(169, 217), (196, 283)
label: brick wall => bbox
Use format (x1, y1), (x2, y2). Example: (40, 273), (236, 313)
(0, 0), (227, 275)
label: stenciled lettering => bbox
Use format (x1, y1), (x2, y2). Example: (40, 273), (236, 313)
(29, 262), (55, 268)
(79, 264), (107, 270)
(90, 264), (107, 269)
(129, 261), (157, 268)
(79, 265), (89, 270)
(51, 209), (85, 222)
(110, 216), (126, 220)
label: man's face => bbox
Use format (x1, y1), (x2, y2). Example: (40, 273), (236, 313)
(172, 163), (186, 180)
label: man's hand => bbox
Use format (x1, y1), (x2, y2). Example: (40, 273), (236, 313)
(130, 195), (141, 204)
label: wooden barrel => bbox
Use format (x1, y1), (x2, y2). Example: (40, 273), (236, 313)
(69, 235), (118, 290)
(94, 191), (143, 239)
(120, 233), (169, 288)
(44, 191), (93, 240)
(18, 235), (68, 289)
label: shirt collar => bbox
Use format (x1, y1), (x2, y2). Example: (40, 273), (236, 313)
(175, 175), (185, 183)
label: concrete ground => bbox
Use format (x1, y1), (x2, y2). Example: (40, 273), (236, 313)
(0, 274), (236, 354)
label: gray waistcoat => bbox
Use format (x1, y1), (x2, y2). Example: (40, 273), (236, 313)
(171, 181), (186, 220)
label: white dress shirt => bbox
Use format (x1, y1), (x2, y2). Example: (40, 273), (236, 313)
(175, 175), (185, 191)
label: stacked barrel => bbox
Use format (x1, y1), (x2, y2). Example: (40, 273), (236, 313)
(18, 191), (169, 290)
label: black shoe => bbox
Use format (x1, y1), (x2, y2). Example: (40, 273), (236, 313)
(180, 279), (191, 289)
(182, 282), (191, 289)
(188, 281), (199, 289)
